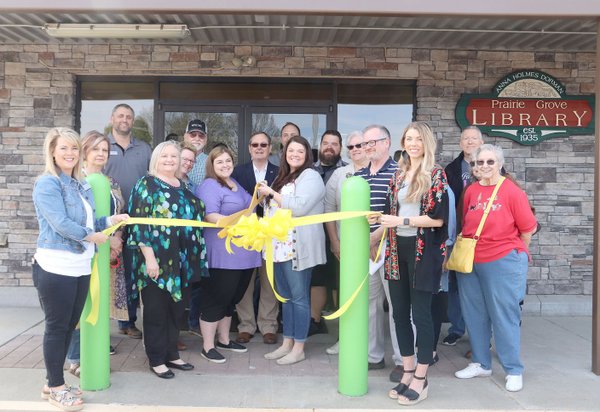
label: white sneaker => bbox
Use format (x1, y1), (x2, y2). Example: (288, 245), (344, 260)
(325, 341), (339, 355)
(505, 374), (523, 392)
(455, 363), (492, 379)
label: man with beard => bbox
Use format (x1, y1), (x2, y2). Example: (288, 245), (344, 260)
(183, 119), (209, 186)
(104, 103), (152, 340)
(309, 130), (347, 335)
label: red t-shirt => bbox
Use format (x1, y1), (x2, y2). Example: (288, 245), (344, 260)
(462, 179), (537, 263)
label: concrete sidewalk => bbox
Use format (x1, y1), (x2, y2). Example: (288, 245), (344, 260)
(0, 288), (599, 411)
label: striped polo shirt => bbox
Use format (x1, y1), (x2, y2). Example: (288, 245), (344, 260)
(355, 157), (398, 232)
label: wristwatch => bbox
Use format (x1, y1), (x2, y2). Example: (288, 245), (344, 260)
(403, 217), (410, 226)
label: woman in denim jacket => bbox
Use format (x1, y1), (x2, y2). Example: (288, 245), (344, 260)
(32, 127), (128, 411)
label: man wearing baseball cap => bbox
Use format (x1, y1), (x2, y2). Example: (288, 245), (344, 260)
(184, 119), (209, 185)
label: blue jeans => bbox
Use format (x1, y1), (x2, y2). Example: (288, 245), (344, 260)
(457, 250), (528, 375)
(66, 329), (80, 364)
(447, 271), (465, 336)
(274, 260), (312, 343)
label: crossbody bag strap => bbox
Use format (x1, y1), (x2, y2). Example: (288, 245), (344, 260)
(473, 176), (505, 239)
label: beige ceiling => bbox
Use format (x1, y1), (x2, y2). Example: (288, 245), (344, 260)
(0, 12), (596, 51)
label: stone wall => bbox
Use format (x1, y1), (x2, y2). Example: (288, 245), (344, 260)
(0, 44), (595, 294)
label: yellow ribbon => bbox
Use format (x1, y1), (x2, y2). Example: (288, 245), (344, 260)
(85, 218), (218, 325)
(88, 185), (382, 323)
(86, 257), (100, 324)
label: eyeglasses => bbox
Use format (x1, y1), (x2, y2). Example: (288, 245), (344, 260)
(250, 142), (269, 148)
(364, 137), (387, 147)
(182, 158), (196, 165)
(188, 132), (206, 138)
(476, 159), (496, 166)
(346, 143), (363, 150)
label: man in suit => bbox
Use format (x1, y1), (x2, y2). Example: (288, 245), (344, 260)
(233, 131), (280, 345)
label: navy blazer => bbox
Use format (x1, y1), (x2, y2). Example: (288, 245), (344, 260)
(232, 161), (279, 216)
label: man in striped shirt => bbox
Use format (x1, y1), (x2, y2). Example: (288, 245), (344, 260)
(354, 124), (403, 379)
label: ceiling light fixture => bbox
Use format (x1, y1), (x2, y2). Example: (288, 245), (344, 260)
(43, 23), (191, 39)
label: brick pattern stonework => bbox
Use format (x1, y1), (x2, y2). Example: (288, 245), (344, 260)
(0, 44), (595, 294)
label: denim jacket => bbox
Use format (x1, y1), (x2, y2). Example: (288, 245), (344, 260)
(33, 172), (109, 253)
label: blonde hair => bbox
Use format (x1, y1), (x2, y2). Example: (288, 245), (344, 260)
(149, 140), (181, 176)
(81, 130), (111, 164)
(399, 121), (437, 202)
(42, 127), (83, 180)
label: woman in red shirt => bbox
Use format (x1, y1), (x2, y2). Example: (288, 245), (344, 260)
(454, 144), (537, 393)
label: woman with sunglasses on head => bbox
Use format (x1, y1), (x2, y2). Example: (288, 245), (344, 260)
(322, 130), (368, 354)
(179, 142), (197, 192)
(32, 128), (128, 411)
(257, 135), (326, 365)
(454, 144), (537, 393)
(374, 121), (449, 406)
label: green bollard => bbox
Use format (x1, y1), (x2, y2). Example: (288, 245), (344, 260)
(80, 173), (111, 390)
(338, 176), (370, 396)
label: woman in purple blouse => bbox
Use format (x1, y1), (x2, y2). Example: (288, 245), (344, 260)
(195, 146), (261, 363)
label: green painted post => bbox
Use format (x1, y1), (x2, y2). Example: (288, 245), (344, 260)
(338, 176), (370, 396)
(80, 173), (111, 390)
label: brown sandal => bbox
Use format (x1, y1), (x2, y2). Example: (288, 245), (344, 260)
(68, 363), (80, 378)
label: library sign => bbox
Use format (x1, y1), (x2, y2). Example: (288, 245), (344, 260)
(455, 70), (595, 145)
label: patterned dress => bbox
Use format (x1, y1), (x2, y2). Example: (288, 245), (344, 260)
(107, 176), (129, 321)
(127, 174), (208, 302)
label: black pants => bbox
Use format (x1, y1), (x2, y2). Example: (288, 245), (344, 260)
(388, 236), (435, 365)
(32, 261), (89, 387)
(198, 268), (253, 322)
(140, 281), (184, 367)
(431, 291), (448, 352)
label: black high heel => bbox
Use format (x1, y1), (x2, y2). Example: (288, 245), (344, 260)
(397, 374), (428, 406)
(388, 369), (415, 399)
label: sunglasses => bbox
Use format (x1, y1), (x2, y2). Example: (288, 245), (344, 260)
(476, 159), (496, 166)
(250, 142), (269, 148)
(347, 143), (363, 150)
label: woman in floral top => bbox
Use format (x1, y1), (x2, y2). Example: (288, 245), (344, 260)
(374, 121), (448, 406)
(127, 140), (208, 379)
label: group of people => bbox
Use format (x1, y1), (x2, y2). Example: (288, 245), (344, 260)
(32, 101), (537, 410)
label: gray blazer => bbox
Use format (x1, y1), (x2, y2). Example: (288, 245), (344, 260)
(281, 168), (326, 271)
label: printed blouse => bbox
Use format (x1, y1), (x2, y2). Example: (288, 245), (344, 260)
(127, 174), (208, 302)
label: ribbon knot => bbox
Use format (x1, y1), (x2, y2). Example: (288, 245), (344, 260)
(225, 209), (293, 254)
